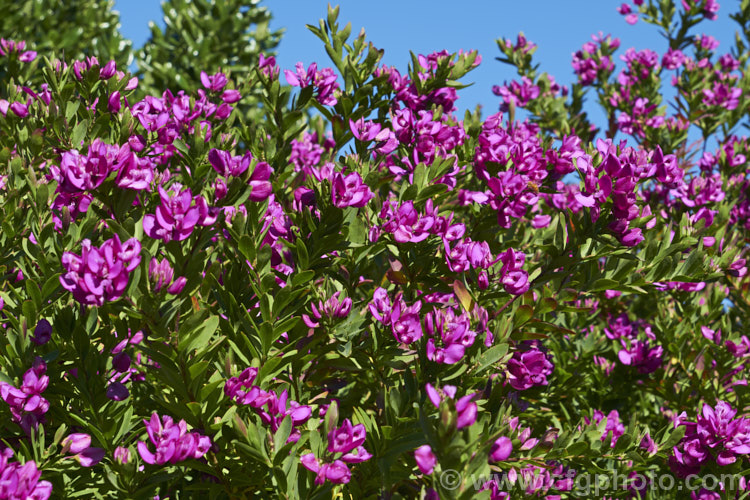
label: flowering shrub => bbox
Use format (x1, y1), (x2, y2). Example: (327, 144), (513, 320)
(1, 2), (750, 498)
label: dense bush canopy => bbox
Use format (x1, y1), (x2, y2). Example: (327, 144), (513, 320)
(1, 1), (750, 498)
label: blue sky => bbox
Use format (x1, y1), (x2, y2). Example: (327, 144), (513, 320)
(113, 1), (739, 119)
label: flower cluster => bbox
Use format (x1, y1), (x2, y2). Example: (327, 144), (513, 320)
(369, 287), (423, 344)
(425, 306), (477, 364)
(224, 367), (312, 443)
(302, 291), (353, 328)
(137, 413), (212, 465)
(506, 341), (554, 391)
(60, 235), (142, 306)
(284, 62), (340, 106)
(670, 401), (750, 476)
(301, 419), (372, 485)
(0, 447), (51, 499)
(425, 383), (478, 429)
(61, 433), (105, 467)
(143, 186), (216, 242)
(0, 358), (49, 434)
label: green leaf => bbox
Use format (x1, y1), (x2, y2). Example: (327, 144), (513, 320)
(475, 343), (509, 373)
(182, 315), (220, 353)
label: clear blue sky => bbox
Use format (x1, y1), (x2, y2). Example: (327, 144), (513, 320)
(113, 1), (738, 120)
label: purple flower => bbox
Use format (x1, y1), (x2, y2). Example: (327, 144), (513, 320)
(99, 60), (116, 79)
(506, 341), (554, 391)
(702, 82), (742, 110)
(200, 71), (228, 92)
(0, 38), (37, 63)
(414, 445), (437, 474)
(114, 447), (131, 465)
(225, 367), (311, 443)
(328, 419), (366, 454)
(59, 139), (127, 193)
(284, 62), (316, 87)
(208, 149), (250, 177)
(248, 162), (273, 202)
(61, 433), (105, 467)
(301, 454), (351, 485)
(285, 62), (340, 106)
(331, 171), (373, 208)
(149, 258), (174, 292)
(258, 54), (279, 78)
(586, 410), (625, 448)
(499, 248), (530, 295)
(115, 149), (154, 191)
(618, 339), (663, 374)
(32, 319), (52, 345)
(106, 382), (130, 401)
(60, 235), (141, 306)
(490, 436), (513, 462)
(222, 89), (241, 103)
(148, 258), (187, 294)
(0, 358), (49, 434)
(0, 447), (52, 499)
(167, 277), (187, 295)
(669, 400), (750, 475)
(137, 413), (212, 465)
(302, 292), (352, 328)
(640, 432), (658, 455)
(301, 419), (371, 485)
(425, 306), (476, 365)
(425, 383), (478, 429)
(9, 101), (29, 117)
(143, 186), (215, 242)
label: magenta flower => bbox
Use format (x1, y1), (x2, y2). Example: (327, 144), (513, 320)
(208, 148), (250, 177)
(506, 341), (554, 391)
(369, 288), (424, 344)
(61, 433), (105, 467)
(113, 447), (131, 465)
(284, 62), (316, 88)
(301, 419), (371, 485)
(425, 383), (477, 429)
(331, 171), (373, 208)
(302, 291), (352, 328)
(499, 248), (530, 295)
(258, 54), (279, 78)
(617, 339), (664, 374)
(670, 401), (750, 476)
(586, 409), (625, 448)
(224, 367), (312, 443)
(32, 319), (52, 345)
(300, 454), (352, 485)
(328, 419), (366, 454)
(200, 71), (228, 92)
(425, 306), (476, 365)
(99, 60), (116, 79)
(59, 139), (127, 193)
(60, 235), (141, 306)
(490, 436), (513, 462)
(702, 82), (741, 110)
(115, 148), (154, 191)
(137, 413), (211, 465)
(148, 258), (187, 294)
(9, 101), (29, 118)
(247, 161), (273, 202)
(0, 38), (37, 62)
(285, 62), (340, 106)
(0, 447), (52, 499)
(0, 358), (49, 434)
(414, 445), (437, 474)
(143, 186), (216, 242)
